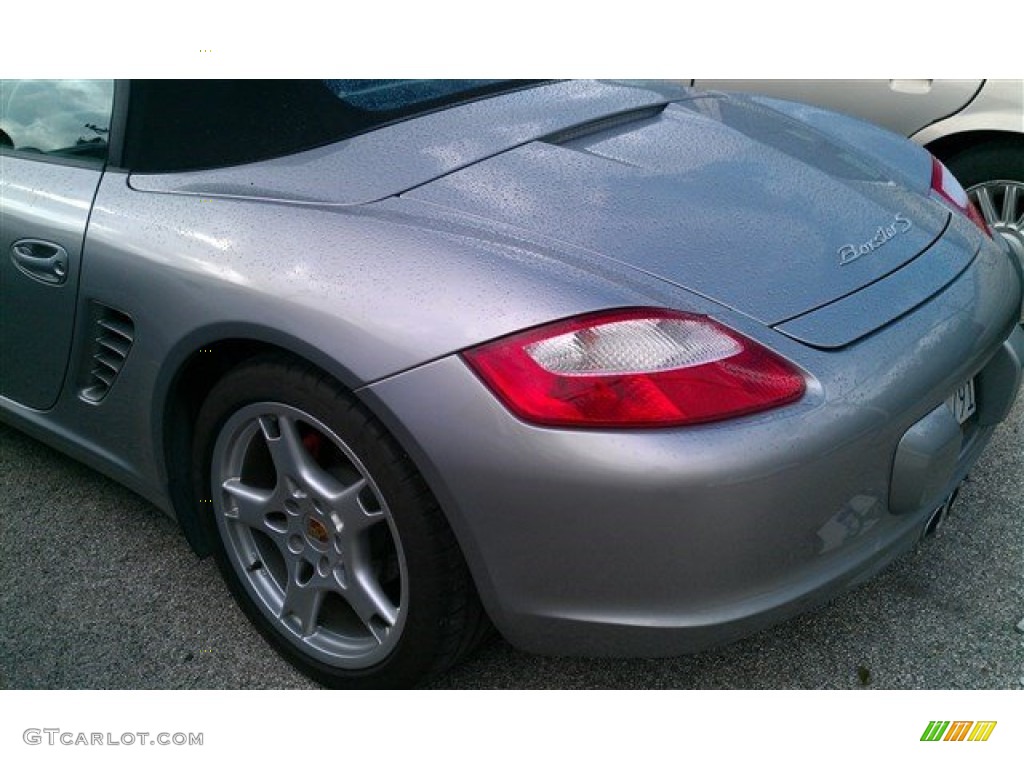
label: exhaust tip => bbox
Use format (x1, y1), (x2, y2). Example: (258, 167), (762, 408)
(922, 504), (948, 539)
(921, 484), (962, 540)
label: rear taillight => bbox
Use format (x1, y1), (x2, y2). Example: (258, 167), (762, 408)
(463, 308), (806, 428)
(930, 156), (991, 237)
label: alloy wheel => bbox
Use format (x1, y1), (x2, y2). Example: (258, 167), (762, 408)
(968, 180), (1024, 262)
(211, 402), (407, 669)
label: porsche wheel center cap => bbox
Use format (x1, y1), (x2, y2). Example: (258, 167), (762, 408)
(306, 517), (330, 545)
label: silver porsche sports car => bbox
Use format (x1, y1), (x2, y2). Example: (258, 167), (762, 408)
(1, 79), (1022, 688)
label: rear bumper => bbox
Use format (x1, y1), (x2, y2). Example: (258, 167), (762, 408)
(362, 245), (1023, 657)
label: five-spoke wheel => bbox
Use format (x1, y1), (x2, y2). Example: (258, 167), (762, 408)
(212, 403), (407, 668)
(193, 358), (487, 687)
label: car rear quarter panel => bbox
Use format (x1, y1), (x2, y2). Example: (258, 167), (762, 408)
(28, 172), (697, 514)
(360, 237), (1022, 655)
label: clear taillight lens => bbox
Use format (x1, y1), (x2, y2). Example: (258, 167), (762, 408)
(930, 156), (991, 237)
(463, 308), (806, 428)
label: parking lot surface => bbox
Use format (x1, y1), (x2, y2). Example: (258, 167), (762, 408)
(1, 399), (1021, 689)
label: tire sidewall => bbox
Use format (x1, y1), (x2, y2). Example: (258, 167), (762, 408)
(943, 138), (1024, 188)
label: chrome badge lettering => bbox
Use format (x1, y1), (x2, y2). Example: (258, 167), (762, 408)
(838, 213), (912, 265)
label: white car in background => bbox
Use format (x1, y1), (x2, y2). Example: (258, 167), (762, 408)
(691, 80), (1024, 265)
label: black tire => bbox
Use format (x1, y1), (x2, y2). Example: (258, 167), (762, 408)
(942, 136), (1024, 190)
(192, 355), (488, 688)
(942, 137), (1024, 271)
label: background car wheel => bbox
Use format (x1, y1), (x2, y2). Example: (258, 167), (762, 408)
(943, 137), (1024, 265)
(193, 356), (489, 688)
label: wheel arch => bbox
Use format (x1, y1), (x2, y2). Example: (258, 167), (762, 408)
(922, 130), (1024, 166)
(155, 324), (493, 644)
(156, 326), (367, 556)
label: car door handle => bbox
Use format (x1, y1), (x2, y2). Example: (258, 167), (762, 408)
(10, 239), (70, 285)
(889, 79), (933, 95)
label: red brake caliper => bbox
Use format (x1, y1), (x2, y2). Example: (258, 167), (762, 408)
(302, 431), (323, 462)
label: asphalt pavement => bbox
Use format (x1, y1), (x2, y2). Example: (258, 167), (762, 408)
(1, 399), (1021, 690)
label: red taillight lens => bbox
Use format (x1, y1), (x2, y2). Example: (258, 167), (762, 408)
(930, 156), (991, 237)
(463, 308), (806, 428)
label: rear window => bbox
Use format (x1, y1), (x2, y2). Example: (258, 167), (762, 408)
(124, 80), (535, 173)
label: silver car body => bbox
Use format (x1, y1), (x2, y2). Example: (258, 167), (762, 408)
(691, 79), (1024, 272)
(1, 80), (1021, 674)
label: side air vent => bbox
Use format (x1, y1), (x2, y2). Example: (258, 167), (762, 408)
(80, 305), (135, 403)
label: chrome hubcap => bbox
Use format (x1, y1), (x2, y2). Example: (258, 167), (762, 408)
(212, 403), (406, 668)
